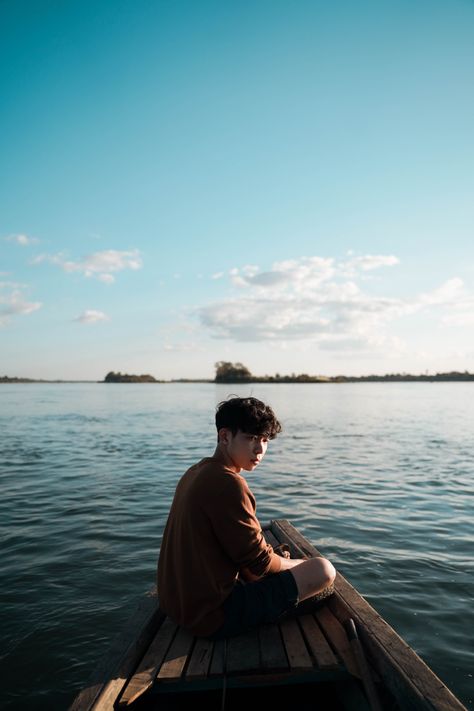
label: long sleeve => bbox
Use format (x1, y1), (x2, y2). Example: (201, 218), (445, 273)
(207, 473), (281, 577)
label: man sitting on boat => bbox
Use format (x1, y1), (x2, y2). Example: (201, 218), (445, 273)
(157, 396), (336, 639)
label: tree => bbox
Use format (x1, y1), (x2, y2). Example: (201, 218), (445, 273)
(214, 361), (252, 382)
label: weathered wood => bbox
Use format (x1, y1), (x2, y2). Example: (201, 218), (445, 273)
(69, 588), (162, 711)
(185, 636), (214, 679)
(298, 613), (339, 669)
(315, 606), (360, 678)
(263, 528), (281, 549)
(226, 627), (260, 674)
(259, 622), (288, 671)
(117, 616), (178, 707)
(209, 638), (225, 676)
(328, 591), (466, 711)
(271, 519), (322, 558)
(270, 521), (309, 559)
(346, 618), (383, 711)
(279, 618), (313, 671)
(157, 625), (194, 680)
(272, 519), (467, 711)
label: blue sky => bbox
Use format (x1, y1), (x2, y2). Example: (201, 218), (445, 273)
(1, 0), (473, 380)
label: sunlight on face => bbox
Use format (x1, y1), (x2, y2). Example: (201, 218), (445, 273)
(224, 430), (269, 472)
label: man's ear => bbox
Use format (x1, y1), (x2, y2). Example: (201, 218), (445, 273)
(218, 427), (231, 444)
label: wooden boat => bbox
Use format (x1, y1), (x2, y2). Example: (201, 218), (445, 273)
(70, 519), (467, 710)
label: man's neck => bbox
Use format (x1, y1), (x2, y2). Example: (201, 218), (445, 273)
(212, 445), (241, 474)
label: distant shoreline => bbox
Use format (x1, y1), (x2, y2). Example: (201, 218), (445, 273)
(2, 372), (474, 384)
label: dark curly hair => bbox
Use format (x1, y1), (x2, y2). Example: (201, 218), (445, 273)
(215, 397), (282, 439)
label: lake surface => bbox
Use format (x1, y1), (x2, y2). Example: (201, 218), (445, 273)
(0, 382), (472, 709)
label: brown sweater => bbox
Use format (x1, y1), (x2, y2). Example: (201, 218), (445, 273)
(157, 457), (282, 637)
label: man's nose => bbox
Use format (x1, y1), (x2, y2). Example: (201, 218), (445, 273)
(254, 440), (264, 453)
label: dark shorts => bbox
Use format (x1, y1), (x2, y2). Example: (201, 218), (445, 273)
(208, 570), (299, 640)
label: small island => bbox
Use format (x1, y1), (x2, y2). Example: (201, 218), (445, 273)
(103, 371), (159, 383)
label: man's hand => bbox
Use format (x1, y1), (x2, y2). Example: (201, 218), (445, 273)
(273, 543), (291, 559)
(239, 543), (299, 581)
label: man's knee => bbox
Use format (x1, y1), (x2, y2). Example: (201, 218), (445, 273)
(316, 557), (336, 587)
(291, 556), (336, 600)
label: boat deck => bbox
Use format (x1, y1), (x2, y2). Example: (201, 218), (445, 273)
(70, 519), (466, 711)
(118, 520), (359, 707)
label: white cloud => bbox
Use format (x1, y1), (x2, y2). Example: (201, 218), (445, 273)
(98, 274), (115, 284)
(74, 310), (109, 324)
(31, 252), (66, 266)
(0, 287), (42, 326)
(197, 254), (472, 354)
(5, 233), (39, 246)
(419, 277), (464, 306)
(229, 256), (336, 292)
(344, 254), (399, 271)
(32, 249), (142, 283)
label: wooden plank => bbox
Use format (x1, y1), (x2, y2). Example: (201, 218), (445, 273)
(117, 616), (178, 707)
(209, 638), (225, 676)
(69, 588), (162, 711)
(298, 613), (339, 670)
(346, 618), (383, 711)
(279, 617), (313, 671)
(258, 622), (288, 671)
(226, 627), (260, 674)
(315, 603), (359, 678)
(274, 520), (467, 711)
(185, 637), (214, 680)
(157, 625), (195, 680)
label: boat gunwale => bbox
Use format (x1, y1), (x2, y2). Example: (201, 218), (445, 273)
(270, 519), (467, 711)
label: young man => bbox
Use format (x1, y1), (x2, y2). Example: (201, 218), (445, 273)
(157, 396), (336, 639)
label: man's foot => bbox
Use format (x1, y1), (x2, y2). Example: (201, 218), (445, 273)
(279, 583), (335, 620)
(296, 583), (335, 612)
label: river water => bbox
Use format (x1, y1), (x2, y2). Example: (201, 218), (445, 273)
(0, 382), (472, 709)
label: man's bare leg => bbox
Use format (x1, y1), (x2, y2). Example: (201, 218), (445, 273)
(279, 556), (336, 601)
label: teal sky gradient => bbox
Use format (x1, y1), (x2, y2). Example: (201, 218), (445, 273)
(1, 0), (473, 379)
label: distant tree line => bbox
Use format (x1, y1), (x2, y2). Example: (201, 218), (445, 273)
(213, 363), (474, 383)
(3, 366), (474, 385)
(0, 376), (36, 383)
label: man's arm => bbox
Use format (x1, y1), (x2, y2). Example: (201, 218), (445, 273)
(240, 555), (306, 581)
(278, 556), (307, 570)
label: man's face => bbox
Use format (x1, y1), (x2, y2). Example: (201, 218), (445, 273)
(222, 429), (269, 472)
